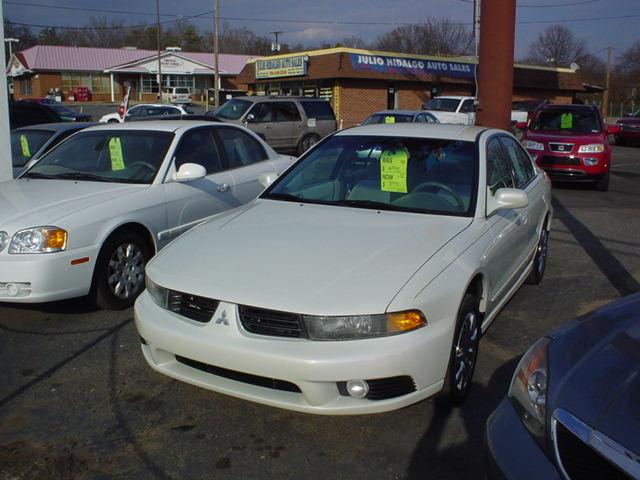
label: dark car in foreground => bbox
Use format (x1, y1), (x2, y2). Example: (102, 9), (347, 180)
(11, 122), (98, 177)
(520, 104), (619, 191)
(485, 293), (640, 480)
(615, 110), (640, 146)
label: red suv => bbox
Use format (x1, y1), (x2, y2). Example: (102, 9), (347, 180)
(520, 104), (619, 191)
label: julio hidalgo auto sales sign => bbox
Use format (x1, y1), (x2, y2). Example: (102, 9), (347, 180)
(349, 53), (475, 79)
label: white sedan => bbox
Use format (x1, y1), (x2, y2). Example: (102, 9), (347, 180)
(0, 121), (295, 309)
(99, 104), (191, 123)
(135, 124), (552, 414)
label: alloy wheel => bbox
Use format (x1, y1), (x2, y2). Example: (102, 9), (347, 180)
(107, 242), (145, 300)
(454, 311), (479, 393)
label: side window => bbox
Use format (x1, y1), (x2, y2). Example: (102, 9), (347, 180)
(216, 127), (268, 169)
(247, 103), (272, 123)
(129, 107), (145, 118)
(499, 136), (536, 188)
(460, 99), (476, 114)
(486, 137), (514, 194)
(425, 113), (438, 124)
(174, 128), (224, 174)
(415, 114), (426, 123)
(273, 102), (301, 122)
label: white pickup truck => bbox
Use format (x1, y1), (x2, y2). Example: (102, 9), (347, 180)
(422, 96), (476, 125)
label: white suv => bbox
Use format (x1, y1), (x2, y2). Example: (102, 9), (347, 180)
(422, 96), (476, 125)
(162, 87), (191, 105)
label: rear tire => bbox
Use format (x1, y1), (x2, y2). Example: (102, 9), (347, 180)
(594, 171), (610, 192)
(297, 134), (320, 156)
(525, 224), (549, 285)
(92, 231), (152, 310)
(107, 119), (119, 124)
(442, 293), (481, 406)
(615, 136), (626, 146)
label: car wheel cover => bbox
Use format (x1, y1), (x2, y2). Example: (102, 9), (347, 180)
(107, 242), (145, 300)
(302, 136), (317, 151)
(454, 311), (478, 393)
(536, 229), (548, 276)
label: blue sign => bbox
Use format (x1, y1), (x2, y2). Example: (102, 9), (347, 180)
(349, 53), (474, 79)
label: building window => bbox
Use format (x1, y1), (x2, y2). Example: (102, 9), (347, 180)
(141, 74), (195, 93)
(61, 72), (118, 94)
(21, 78), (32, 95)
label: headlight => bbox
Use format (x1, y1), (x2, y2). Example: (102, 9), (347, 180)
(578, 143), (605, 153)
(522, 140), (544, 151)
(0, 231), (8, 252)
(303, 310), (426, 340)
(8, 227), (68, 254)
(508, 336), (550, 442)
(146, 275), (168, 309)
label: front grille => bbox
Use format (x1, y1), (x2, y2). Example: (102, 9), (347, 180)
(555, 421), (631, 480)
(238, 305), (306, 338)
(539, 155), (580, 166)
(175, 355), (301, 393)
(549, 142), (575, 153)
(338, 376), (417, 400)
(168, 290), (219, 323)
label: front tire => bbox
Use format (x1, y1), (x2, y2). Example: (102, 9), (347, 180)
(443, 293), (481, 406)
(92, 231), (152, 310)
(594, 171), (610, 192)
(297, 134), (320, 156)
(525, 225), (549, 285)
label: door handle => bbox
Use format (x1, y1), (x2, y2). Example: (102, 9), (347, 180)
(217, 183), (230, 192)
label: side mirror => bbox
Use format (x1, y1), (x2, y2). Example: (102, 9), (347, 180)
(258, 172), (277, 188)
(515, 121), (528, 130)
(606, 125), (621, 135)
(173, 163), (207, 182)
(245, 113), (256, 124)
(487, 188), (529, 216)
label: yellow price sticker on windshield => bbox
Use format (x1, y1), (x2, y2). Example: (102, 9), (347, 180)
(20, 134), (31, 158)
(108, 137), (125, 171)
(380, 148), (408, 193)
(384, 115), (396, 124)
(560, 113), (573, 129)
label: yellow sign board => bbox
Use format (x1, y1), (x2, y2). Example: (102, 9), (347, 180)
(108, 137), (125, 171)
(256, 55), (308, 79)
(380, 148), (408, 193)
(19, 134), (31, 158)
(384, 115), (396, 124)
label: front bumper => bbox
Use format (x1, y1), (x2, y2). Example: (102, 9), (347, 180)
(134, 291), (454, 415)
(527, 150), (609, 183)
(0, 245), (98, 303)
(485, 398), (562, 480)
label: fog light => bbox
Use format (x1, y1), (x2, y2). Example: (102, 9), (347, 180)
(0, 282), (31, 298)
(346, 379), (369, 398)
(5, 283), (19, 297)
(583, 157), (598, 166)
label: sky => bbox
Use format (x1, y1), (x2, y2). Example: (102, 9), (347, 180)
(3, 0), (639, 63)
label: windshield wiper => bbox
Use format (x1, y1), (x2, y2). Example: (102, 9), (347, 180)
(332, 199), (407, 212)
(50, 172), (119, 182)
(263, 192), (305, 202)
(22, 172), (57, 179)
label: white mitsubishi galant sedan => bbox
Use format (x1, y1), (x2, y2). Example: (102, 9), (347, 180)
(0, 121), (294, 309)
(135, 124), (553, 414)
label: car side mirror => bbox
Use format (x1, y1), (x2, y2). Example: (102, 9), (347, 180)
(515, 121), (528, 130)
(606, 125), (621, 135)
(173, 163), (207, 182)
(245, 113), (256, 124)
(487, 188), (529, 216)
(258, 172), (277, 188)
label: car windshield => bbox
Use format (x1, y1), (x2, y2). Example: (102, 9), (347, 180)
(424, 98), (461, 112)
(10, 130), (54, 167)
(263, 135), (476, 216)
(362, 114), (414, 125)
(215, 99), (252, 120)
(531, 109), (601, 133)
(23, 130), (174, 184)
(50, 104), (77, 116)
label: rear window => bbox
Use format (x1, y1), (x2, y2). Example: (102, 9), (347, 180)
(11, 129), (54, 167)
(299, 101), (336, 121)
(175, 88), (190, 94)
(362, 114), (414, 125)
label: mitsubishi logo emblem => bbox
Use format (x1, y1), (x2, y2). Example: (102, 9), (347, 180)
(214, 310), (230, 326)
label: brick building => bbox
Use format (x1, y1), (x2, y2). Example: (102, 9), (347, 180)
(7, 45), (251, 103)
(235, 47), (587, 128)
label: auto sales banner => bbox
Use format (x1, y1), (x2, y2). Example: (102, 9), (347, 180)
(349, 53), (475, 79)
(256, 55), (308, 79)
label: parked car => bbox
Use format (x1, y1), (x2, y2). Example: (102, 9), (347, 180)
(99, 104), (192, 123)
(361, 110), (439, 125)
(161, 87), (191, 105)
(19, 98), (60, 105)
(46, 104), (93, 122)
(485, 293), (640, 480)
(511, 99), (548, 125)
(422, 96), (476, 125)
(214, 96), (337, 155)
(0, 121), (296, 309)
(9, 101), (63, 129)
(135, 123), (552, 415)
(520, 104), (619, 191)
(10, 122), (98, 177)
(615, 109), (640, 146)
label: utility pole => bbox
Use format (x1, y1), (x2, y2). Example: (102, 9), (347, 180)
(602, 46), (612, 118)
(270, 31), (283, 53)
(475, 0), (516, 130)
(5, 38), (18, 64)
(213, 0), (220, 110)
(0, 2), (11, 183)
(156, 0), (162, 101)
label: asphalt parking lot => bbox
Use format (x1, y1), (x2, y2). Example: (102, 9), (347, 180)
(1, 145), (639, 480)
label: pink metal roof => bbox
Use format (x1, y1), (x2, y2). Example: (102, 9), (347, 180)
(16, 45), (252, 75)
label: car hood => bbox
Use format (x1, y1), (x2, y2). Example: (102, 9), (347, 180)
(0, 179), (146, 231)
(549, 294), (640, 456)
(524, 130), (604, 144)
(148, 200), (473, 315)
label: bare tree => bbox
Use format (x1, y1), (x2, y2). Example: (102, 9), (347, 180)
(525, 25), (590, 67)
(374, 18), (473, 56)
(617, 41), (640, 76)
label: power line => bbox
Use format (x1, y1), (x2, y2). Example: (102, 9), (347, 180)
(4, 1), (181, 17)
(457, 0), (600, 6)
